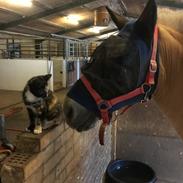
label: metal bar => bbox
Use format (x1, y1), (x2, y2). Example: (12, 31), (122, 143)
(0, 44), (64, 47)
(5, 26), (49, 37)
(51, 33), (81, 41)
(19, 25), (49, 35)
(48, 34), (51, 60)
(1, 54), (90, 57)
(0, 49), (65, 52)
(6, 39), (8, 53)
(5, 53), (61, 56)
(39, 19), (65, 29)
(0, 0), (96, 30)
(0, 31), (69, 41)
(111, 115), (118, 160)
(0, 30), (47, 39)
(12, 38), (15, 58)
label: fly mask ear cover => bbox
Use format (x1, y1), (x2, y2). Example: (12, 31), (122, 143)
(118, 21), (159, 99)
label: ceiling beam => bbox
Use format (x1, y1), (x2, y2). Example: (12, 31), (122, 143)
(32, 0), (52, 10)
(80, 28), (118, 40)
(55, 22), (93, 35)
(19, 25), (49, 35)
(0, 30), (68, 41)
(0, 7), (22, 18)
(0, 0), (96, 30)
(39, 19), (64, 28)
(0, 7), (65, 30)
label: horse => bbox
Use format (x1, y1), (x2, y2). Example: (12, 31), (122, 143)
(63, 0), (183, 142)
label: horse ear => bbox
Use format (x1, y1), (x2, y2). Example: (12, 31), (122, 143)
(44, 74), (52, 81)
(134, 0), (157, 46)
(106, 7), (128, 30)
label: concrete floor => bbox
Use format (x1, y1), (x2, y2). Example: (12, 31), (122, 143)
(117, 101), (183, 183)
(0, 89), (68, 144)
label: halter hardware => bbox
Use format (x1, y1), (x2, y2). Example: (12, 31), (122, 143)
(98, 100), (111, 110)
(150, 60), (157, 73)
(141, 84), (151, 102)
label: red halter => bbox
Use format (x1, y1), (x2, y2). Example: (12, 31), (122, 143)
(81, 25), (158, 145)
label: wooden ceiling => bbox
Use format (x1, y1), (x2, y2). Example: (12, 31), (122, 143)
(0, 0), (182, 40)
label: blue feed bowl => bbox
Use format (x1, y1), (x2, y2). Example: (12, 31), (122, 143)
(106, 160), (157, 183)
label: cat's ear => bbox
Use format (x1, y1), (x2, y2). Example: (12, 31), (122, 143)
(44, 74), (52, 81)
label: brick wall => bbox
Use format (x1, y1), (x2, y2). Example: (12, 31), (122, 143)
(1, 121), (113, 183)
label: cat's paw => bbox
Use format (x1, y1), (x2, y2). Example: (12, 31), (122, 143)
(33, 125), (42, 134)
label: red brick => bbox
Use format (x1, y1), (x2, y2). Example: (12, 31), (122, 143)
(24, 143), (54, 179)
(1, 164), (24, 183)
(16, 123), (65, 153)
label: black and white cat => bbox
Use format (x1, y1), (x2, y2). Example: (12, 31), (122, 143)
(23, 74), (62, 134)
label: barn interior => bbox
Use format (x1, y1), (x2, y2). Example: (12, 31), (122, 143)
(0, 0), (183, 183)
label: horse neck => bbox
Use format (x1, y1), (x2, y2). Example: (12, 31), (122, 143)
(154, 24), (183, 137)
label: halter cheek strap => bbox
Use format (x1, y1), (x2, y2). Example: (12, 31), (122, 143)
(146, 25), (158, 85)
(80, 25), (159, 145)
(81, 76), (146, 123)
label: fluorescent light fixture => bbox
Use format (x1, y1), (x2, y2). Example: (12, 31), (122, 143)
(65, 14), (82, 25)
(88, 26), (105, 34)
(6, 0), (32, 7)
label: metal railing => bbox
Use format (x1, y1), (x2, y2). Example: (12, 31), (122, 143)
(0, 37), (97, 60)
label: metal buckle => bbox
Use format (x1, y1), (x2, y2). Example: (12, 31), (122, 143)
(150, 60), (157, 73)
(141, 84), (151, 102)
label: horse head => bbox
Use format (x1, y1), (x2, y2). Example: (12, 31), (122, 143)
(63, 0), (158, 132)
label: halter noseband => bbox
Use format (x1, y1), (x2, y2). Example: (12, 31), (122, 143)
(80, 25), (159, 145)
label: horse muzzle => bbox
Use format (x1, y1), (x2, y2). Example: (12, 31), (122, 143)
(63, 96), (97, 132)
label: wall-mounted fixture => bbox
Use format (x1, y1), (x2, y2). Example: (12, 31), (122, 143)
(87, 6), (110, 34)
(94, 6), (110, 27)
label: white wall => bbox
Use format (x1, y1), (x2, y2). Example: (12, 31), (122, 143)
(0, 59), (53, 91)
